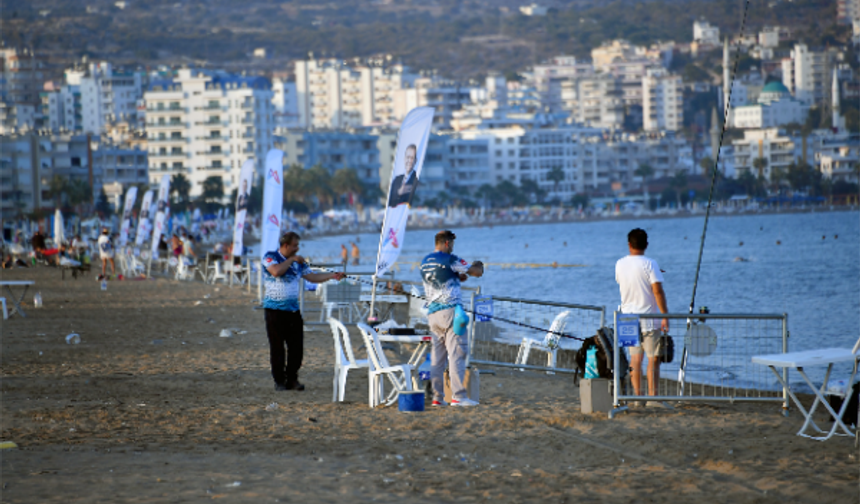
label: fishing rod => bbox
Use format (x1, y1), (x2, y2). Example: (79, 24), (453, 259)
(681, 0), (753, 393)
(309, 262), (588, 342)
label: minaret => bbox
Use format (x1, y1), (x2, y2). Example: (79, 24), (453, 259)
(832, 67), (845, 131)
(710, 107), (721, 160)
(722, 38), (730, 116)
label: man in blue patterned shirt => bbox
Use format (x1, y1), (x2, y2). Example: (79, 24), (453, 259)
(420, 230), (484, 407)
(263, 232), (344, 391)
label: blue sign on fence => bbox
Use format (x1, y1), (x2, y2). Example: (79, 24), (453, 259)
(475, 295), (493, 322)
(617, 314), (640, 347)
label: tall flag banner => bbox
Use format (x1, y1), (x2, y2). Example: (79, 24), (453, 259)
(118, 187), (138, 248)
(134, 190), (154, 247)
(375, 107), (435, 277)
(53, 209), (64, 246)
(233, 159), (254, 257)
(150, 175), (171, 255)
(261, 150), (284, 259)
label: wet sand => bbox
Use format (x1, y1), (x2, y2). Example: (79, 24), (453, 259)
(0, 267), (857, 503)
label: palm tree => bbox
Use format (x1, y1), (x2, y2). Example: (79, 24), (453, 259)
(283, 164), (310, 206)
(67, 178), (93, 216)
(306, 165), (334, 210)
(199, 175), (224, 213)
(48, 175), (68, 209)
(698, 156), (714, 178)
(171, 173), (192, 212)
(331, 168), (364, 206)
(546, 166), (565, 197)
(670, 171), (688, 207)
(752, 157), (768, 181)
(634, 163), (655, 208)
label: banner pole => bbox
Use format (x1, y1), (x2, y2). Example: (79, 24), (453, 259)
(229, 252), (235, 286)
(368, 275), (378, 322)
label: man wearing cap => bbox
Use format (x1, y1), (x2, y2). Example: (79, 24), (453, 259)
(97, 227), (115, 279)
(420, 230), (485, 407)
(262, 231), (345, 391)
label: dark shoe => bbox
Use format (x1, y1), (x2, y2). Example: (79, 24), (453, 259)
(285, 380), (305, 391)
(274, 382), (289, 391)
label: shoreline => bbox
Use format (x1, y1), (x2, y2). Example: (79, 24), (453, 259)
(300, 205), (859, 241)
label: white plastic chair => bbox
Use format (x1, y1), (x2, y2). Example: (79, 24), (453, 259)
(516, 310), (571, 372)
(328, 318), (370, 402)
(208, 260), (228, 284)
(357, 322), (414, 408)
(407, 285), (428, 328)
(0, 297), (7, 320)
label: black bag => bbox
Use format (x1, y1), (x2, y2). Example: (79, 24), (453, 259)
(574, 327), (629, 384)
(661, 335), (674, 364)
(829, 382), (860, 427)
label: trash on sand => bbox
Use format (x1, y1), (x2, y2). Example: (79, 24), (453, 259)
(219, 329), (233, 338)
(65, 333), (81, 345)
(265, 403), (278, 411)
(194, 301), (203, 306)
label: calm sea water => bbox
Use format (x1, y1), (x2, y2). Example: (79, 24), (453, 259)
(301, 210), (860, 386)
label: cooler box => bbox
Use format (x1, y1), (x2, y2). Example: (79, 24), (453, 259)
(580, 378), (612, 413)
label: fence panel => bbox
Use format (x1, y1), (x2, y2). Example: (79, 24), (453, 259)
(468, 296), (605, 374)
(611, 312), (788, 417)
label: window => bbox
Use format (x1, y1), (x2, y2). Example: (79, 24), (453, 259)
(495, 163), (502, 169)
(172, 162), (183, 169)
(171, 132), (182, 139)
(495, 138), (501, 144)
(507, 137), (514, 144)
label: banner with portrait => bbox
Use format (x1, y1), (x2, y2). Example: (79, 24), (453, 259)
(134, 190), (153, 247)
(374, 107), (434, 277)
(261, 149), (284, 259)
(150, 174), (171, 256)
(118, 187), (137, 248)
(233, 159), (254, 257)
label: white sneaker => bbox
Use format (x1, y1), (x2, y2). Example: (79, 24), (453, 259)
(450, 397), (479, 407)
(431, 399), (447, 407)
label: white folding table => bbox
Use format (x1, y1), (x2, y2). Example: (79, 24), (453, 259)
(355, 294), (408, 322)
(752, 348), (859, 441)
(0, 280), (35, 318)
(377, 332), (433, 389)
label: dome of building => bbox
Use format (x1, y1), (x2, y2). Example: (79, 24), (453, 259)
(758, 81), (791, 104)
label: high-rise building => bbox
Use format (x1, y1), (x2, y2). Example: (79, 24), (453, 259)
(40, 83), (83, 132)
(781, 44), (838, 105)
(642, 68), (683, 132)
(0, 48), (48, 107)
(277, 129), (381, 188)
(72, 62), (146, 135)
(143, 69), (274, 198)
(294, 57), (418, 129)
(693, 21), (721, 46)
(272, 78), (300, 129)
(837, 0), (860, 24)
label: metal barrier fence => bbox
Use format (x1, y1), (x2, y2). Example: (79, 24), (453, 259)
(468, 296), (605, 374)
(610, 312), (789, 418)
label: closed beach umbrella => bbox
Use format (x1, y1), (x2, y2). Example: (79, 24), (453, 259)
(53, 209), (65, 245)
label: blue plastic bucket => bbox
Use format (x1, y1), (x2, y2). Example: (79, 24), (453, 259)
(398, 391), (425, 412)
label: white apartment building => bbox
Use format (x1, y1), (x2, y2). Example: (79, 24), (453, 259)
(69, 62), (145, 135)
(642, 68), (683, 132)
(40, 83), (82, 132)
(295, 57), (418, 129)
(272, 78), (300, 129)
(394, 76), (473, 129)
(731, 81), (808, 129)
(143, 69), (274, 198)
(693, 21), (720, 46)
(0, 48), (48, 107)
(731, 128), (796, 181)
(571, 75), (625, 129)
(781, 44), (838, 105)
(529, 56), (595, 112)
(0, 102), (37, 134)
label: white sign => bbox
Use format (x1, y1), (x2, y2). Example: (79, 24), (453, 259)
(151, 175), (171, 255)
(261, 149), (284, 259)
(134, 190), (153, 247)
(118, 186), (137, 248)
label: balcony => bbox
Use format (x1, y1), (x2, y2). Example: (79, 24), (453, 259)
(194, 120), (229, 127)
(149, 137), (188, 143)
(146, 107), (187, 114)
(194, 104), (226, 111)
(146, 122), (186, 129)
(197, 150), (229, 157)
(200, 165), (228, 171)
(149, 152), (188, 158)
(199, 136), (225, 142)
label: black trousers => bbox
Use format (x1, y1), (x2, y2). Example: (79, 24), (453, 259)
(264, 309), (304, 385)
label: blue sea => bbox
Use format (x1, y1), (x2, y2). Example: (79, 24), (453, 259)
(300, 210), (860, 386)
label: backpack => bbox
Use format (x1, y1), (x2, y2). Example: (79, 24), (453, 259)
(574, 327), (629, 385)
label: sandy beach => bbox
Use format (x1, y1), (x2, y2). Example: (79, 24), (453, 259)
(1, 266), (857, 503)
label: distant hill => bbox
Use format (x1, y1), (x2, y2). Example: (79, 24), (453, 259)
(4, 0), (839, 79)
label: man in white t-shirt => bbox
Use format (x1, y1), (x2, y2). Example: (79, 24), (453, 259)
(97, 227), (116, 279)
(615, 228), (669, 403)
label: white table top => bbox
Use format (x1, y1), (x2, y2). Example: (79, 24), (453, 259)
(359, 294), (408, 303)
(752, 348), (859, 368)
(0, 281), (35, 286)
(377, 333), (432, 343)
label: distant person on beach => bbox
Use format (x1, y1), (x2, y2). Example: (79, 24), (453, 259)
(97, 227), (116, 279)
(341, 244), (348, 264)
(420, 230), (485, 407)
(262, 232), (345, 392)
(615, 228), (669, 407)
(350, 241), (360, 265)
(387, 144), (419, 207)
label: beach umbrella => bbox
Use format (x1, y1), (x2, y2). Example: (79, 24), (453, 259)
(53, 209), (65, 245)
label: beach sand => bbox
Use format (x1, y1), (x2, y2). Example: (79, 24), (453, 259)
(1, 267), (857, 503)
